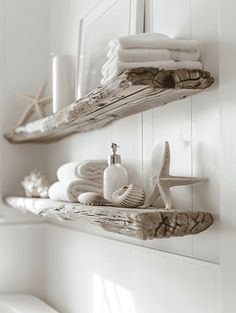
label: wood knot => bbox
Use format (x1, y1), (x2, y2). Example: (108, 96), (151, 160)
(163, 74), (175, 88)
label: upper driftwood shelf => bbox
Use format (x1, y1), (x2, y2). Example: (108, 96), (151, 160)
(5, 68), (214, 143)
(5, 196), (214, 240)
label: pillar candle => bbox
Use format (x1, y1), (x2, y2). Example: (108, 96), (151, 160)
(52, 54), (75, 113)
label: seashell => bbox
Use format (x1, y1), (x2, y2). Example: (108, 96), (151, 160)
(22, 170), (49, 198)
(78, 192), (108, 206)
(112, 184), (146, 208)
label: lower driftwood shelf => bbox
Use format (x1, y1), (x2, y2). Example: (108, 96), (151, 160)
(5, 196), (214, 240)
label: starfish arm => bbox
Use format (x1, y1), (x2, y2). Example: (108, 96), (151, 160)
(159, 141), (171, 178)
(34, 101), (45, 118)
(16, 104), (35, 127)
(17, 93), (33, 103)
(36, 81), (46, 99)
(40, 101), (52, 109)
(38, 96), (52, 105)
(168, 176), (205, 187)
(158, 181), (172, 210)
(140, 181), (161, 208)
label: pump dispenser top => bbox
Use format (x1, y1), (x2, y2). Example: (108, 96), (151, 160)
(109, 143), (121, 165)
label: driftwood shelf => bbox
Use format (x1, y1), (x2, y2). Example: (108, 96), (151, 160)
(4, 68), (214, 143)
(5, 196), (214, 240)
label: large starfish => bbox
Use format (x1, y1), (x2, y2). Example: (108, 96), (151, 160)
(16, 82), (52, 127)
(142, 142), (204, 209)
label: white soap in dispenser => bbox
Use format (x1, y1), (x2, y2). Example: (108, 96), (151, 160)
(103, 143), (128, 202)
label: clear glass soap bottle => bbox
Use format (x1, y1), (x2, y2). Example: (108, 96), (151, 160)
(103, 143), (128, 202)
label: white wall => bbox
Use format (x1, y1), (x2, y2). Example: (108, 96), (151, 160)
(0, 0), (229, 312)
(45, 224), (219, 313)
(41, 1), (221, 312)
(0, 224), (46, 299)
(0, 0), (48, 305)
(143, 0), (219, 262)
(45, 0), (219, 263)
(0, 0), (50, 222)
(219, 0), (236, 311)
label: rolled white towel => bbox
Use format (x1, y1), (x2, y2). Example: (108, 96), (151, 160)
(107, 40), (120, 59)
(77, 160), (107, 180)
(101, 60), (203, 85)
(118, 33), (200, 52)
(57, 160), (107, 183)
(48, 180), (103, 202)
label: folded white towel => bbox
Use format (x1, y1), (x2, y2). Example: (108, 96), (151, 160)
(101, 60), (203, 85)
(102, 60), (180, 77)
(117, 33), (199, 52)
(118, 48), (169, 62)
(48, 180), (103, 202)
(57, 160), (107, 183)
(107, 48), (200, 62)
(169, 49), (200, 61)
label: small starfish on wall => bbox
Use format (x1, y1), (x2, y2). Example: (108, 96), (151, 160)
(142, 141), (205, 209)
(16, 82), (52, 127)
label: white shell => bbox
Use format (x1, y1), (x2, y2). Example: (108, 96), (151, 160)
(112, 184), (146, 208)
(78, 192), (108, 206)
(22, 170), (49, 198)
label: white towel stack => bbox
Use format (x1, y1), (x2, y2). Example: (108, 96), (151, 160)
(101, 32), (202, 85)
(48, 160), (107, 202)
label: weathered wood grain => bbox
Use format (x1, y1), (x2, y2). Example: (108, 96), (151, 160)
(4, 196), (214, 240)
(4, 68), (214, 143)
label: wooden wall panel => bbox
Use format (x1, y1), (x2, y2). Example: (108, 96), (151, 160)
(143, 0), (193, 256)
(46, 225), (219, 313)
(143, 0), (219, 262)
(191, 0), (219, 262)
(46, 0), (219, 262)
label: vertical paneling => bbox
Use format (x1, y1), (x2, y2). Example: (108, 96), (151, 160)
(143, 0), (219, 263)
(191, 0), (220, 262)
(147, 0), (191, 38)
(45, 0), (220, 262)
(46, 225), (219, 313)
(143, 100), (193, 255)
(0, 0), (5, 211)
(219, 0), (236, 311)
(171, 260), (218, 313)
(143, 0), (193, 256)
(132, 249), (172, 313)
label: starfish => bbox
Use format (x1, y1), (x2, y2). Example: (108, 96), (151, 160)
(142, 141), (204, 209)
(16, 82), (52, 127)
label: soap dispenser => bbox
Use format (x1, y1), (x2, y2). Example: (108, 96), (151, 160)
(103, 143), (128, 202)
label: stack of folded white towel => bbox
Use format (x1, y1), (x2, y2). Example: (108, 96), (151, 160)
(101, 32), (202, 85)
(48, 160), (107, 202)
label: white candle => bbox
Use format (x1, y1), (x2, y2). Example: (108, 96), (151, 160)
(52, 54), (75, 113)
